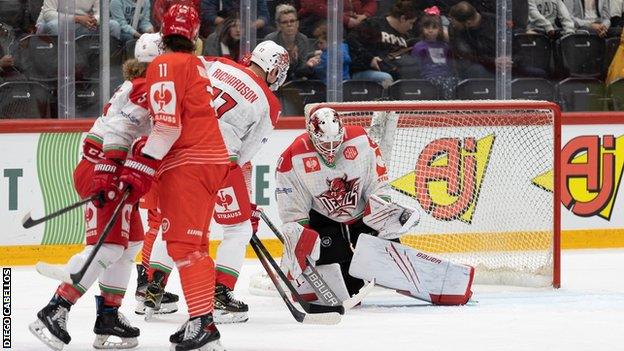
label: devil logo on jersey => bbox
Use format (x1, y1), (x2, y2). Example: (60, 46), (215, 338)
(316, 174), (360, 217)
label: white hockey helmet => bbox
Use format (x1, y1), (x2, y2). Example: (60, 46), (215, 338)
(135, 33), (163, 63)
(307, 107), (344, 166)
(250, 40), (290, 91)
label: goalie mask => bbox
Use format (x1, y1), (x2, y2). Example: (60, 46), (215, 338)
(307, 107), (344, 166)
(249, 40), (290, 91)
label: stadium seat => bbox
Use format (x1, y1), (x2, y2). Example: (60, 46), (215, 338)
(511, 78), (556, 101)
(342, 80), (384, 101)
(277, 88), (305, 116)
(556, 34), (605, 77)
(75, 81), (101, 118)
(0, 81), (53, 118)
(557, 78), (607, 111)
(607, 78), (624, 111)
(281, 79), (326, 105)
(605, 36), (620, 74)
(455, 79), (495, 100)
(17, 34), (58, 81)
(512, 33), (552, 78)
(387, 79), (439, 100)
(75, 35), (100, 81)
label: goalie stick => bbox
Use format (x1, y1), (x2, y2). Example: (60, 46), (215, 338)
(250, 234), (344, 321)
(36, 189), (130, 285)
(22, 194), (101, 228)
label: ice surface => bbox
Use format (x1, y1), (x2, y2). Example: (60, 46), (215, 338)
(8, 249), (624, 350)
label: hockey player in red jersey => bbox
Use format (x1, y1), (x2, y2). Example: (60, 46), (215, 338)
(29, 33), (162, 351)
(275, 107), (475, 306)
(139, 40), (290, 324)
(118, 4), (230, 351)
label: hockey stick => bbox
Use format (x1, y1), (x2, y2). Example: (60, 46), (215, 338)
(250, 233), (345, 316)
(36, 189), (130, 284)
(258, 209), (342, 307)
(22, 194), (101, 228)
(250, 235), (341, 325)
(259, 209), (375, 310)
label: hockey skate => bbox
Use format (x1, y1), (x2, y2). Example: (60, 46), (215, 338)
(28, 294), (72, 351)
(135, 266), (179, 318)
(171, 314), (224, 351)
(93, 295), (140, 349)
(213, 284), (249, 324)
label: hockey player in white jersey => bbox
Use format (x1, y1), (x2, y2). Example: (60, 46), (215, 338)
(29, 33), (162, 351)
(275, 107), (475, 305)
(140, 40), (289, 324)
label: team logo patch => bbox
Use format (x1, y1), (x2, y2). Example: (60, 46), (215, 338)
(215, 186), (242, 220)
(343, 146), (358, 160)
(161, 218), (171, 233)
(321, 236), (332, 248)
(121, 204), (132, 238)
(303, 156), (321, 173)
(85, 203), (97, 237)
(316, 174), (360, 217)
(150, 81), (176, 115)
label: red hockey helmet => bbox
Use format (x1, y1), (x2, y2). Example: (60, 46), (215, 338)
(161, 4), (200, 41)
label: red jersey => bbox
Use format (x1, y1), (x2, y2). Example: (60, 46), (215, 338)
(143, 52), (230, 176)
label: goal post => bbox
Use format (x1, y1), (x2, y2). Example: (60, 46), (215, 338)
(306, 100), (561, 288)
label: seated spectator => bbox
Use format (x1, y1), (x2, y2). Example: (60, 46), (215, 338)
(528, 0), (576, 38)
(203, 16), (241, 61)
(0, 0), (34, 38)
(300, 22), (352, 83)
(200, 0), (271, 38)
(346, 0), (417, 87)
(448, 1), (499, 79)
(612, 0), (622, 28)
(36, 0), (121, 38)
(563, 0), (619, 37)
(264, 4), (314, 81)
(412, 8), (458, 99)
(298, 0), (377, 37)
(110, 0), (154, 42)
(0, 23), (24, 81)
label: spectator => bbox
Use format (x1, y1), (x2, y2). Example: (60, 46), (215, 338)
(612, 0), (622, 28)
(200, 0), (271, 37)
(110, 0), (154, 43)
(563, 0), (619, 37)
(264, 4), (313, 81)
(346, 0), (418, 87)
(299, 22), (352, 83)
(411, 8), (458, 99)
(36, 0), (121, 38)
(448, 1), (499, 78)
(298, 0), (377, 37)
(527, 0), (576, 38)
(0, 23), (23, 81)
(0, 0), (33, 38)
(203, 16), (241, 61)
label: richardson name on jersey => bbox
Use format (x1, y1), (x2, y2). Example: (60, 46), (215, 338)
(212, 68), (259, 103)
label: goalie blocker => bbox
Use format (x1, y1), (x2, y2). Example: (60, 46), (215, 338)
(350, 234), (474, 305)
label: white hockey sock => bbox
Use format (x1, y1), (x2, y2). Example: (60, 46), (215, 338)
(216, 220), (252, 285)
(64, 243), (124, 291)
(99, 241), (142, 294)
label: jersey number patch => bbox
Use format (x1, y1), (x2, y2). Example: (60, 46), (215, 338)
(212, 86), (238, 117)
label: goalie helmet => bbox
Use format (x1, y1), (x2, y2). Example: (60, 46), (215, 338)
(249, 40), (290, 91)
(134, 33), (162, 63)
(307, 107), (344, 166)
(161, 4), (200, 41)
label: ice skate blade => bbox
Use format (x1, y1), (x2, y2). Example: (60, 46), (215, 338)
(28, 319), (66, 351)
(170, 339), (226, 351)
(144, 307), (156, 321)
(213, 309), (249, 324)
(135, 301), (179, 315)
(93, 334), (138, 349)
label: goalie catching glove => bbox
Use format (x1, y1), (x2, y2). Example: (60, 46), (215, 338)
(281, 222), (320, 281)
(119, 137), (160, 204)
(363, 194), (420, 239)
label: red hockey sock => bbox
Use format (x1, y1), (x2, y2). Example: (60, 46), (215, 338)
(168, 242), (215, 318)
(101, 291), (124, 307)
(56, 283), (83, 305)
(147, 267), (170, 286)
(142, 227), (158, 269)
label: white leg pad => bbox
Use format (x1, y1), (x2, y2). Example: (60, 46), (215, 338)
(293, 263), (350, 302)
(349, 234), (475, 305)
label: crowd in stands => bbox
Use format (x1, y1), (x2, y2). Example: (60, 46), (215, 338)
(3, 0), (624, 118)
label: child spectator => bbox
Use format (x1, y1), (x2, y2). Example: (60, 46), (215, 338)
(411, 7), (458, 99)
(527, 0), (576, 38)
(203, 16), (241, 61)
(302, 22), (352, 83)
(110, 0), (155, 42)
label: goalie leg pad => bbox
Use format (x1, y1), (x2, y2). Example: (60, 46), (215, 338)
(349, 235), (474, 305)
(293, 263), (351, 303)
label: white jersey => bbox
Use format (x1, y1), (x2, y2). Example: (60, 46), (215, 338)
(85, 78), (151, 160)
(275, 126), (390, 225)
(199, 56), (281, 165)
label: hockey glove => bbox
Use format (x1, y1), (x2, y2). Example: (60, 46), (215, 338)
(91, 158), (124, 207)
(250, 203), (260, 234)
(281, 222), (320, 281)
(119, 137), (160, 204)
(363, 194), (420, 239)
